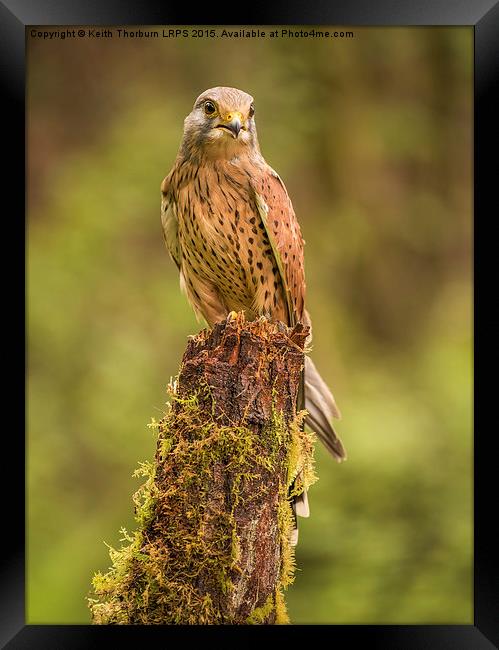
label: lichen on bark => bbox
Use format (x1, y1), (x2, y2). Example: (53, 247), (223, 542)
(88, 313), (317, 625)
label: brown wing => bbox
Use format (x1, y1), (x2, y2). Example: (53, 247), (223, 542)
(160, 171), (181, 270)
(251, 166), (306, 326)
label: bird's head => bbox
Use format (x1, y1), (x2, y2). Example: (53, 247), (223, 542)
(181, 86), (260, 161)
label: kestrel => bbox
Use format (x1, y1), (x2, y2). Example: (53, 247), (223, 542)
(161, 87), (346, 541)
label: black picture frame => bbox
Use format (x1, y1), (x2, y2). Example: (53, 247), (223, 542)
(4, 0), (496, 647)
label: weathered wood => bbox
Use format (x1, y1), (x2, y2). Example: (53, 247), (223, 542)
(89, 313), (315, 625)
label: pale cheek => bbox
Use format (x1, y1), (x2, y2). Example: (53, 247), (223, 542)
(239, 130), (251, 144)
(205, 129), (224, 143)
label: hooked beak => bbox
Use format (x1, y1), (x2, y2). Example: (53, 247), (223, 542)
(217, 111), (243, 138)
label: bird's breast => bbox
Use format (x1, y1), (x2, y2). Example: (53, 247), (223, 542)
(175, 163), (287, 321)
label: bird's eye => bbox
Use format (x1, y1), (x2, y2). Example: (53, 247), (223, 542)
(204, 101), (216, 116)
(249, 104), (255, 118)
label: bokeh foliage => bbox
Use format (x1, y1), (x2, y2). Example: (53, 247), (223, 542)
(27, 26), (472, 624)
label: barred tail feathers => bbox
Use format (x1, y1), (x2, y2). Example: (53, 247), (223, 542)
(304, 355), (346, 462)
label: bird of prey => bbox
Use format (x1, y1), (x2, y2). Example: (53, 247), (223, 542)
(161, 86), (346, 542)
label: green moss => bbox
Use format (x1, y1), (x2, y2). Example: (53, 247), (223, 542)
(287, 410), (318, 496)
(88, 380), (316, 625)
(274, 587), (289, 624)
(246, 594), (275, 624)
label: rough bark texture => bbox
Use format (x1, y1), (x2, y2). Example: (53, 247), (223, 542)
(88, 313), (315, 625)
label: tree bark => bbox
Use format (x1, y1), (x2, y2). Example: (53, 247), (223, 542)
(89, 312), (314, 625)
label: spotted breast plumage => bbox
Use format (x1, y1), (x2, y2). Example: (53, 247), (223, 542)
(161, 86), (346, 542)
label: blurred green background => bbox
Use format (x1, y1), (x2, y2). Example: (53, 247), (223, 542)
(27, 26), (472, 624)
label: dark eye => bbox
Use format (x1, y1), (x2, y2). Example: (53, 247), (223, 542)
(249, 104), (255, 118)
(204, 101), (216, 116)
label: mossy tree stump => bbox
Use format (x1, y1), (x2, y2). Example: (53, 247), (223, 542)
(89, 313), (316, 625)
